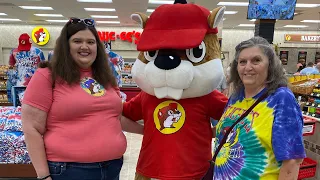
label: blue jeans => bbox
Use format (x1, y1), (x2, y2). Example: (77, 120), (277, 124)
(48, 157), (123, 180)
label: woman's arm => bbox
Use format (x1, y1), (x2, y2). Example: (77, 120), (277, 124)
(278, 159), (303, 180)
(120, 115), (144, 135)
(22, 104), (51, 178)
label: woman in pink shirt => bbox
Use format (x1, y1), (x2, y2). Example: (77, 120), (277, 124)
(21, 18), (142, 180)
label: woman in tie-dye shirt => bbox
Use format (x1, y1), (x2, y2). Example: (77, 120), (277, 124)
(213, 37), (306, 180)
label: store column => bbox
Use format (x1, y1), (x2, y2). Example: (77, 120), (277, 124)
(254, 19), (276, 44)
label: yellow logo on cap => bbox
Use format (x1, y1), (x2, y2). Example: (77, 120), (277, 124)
(31, 27), (50, 46)
(285, 34), (291, 41)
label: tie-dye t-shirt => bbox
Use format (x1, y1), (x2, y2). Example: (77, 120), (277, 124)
(9, 47), (45, 86)
(213, 87), (306, 180)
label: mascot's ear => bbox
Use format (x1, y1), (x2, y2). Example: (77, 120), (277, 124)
(131, 12), (149, 29)
(208, 6), (226, 29)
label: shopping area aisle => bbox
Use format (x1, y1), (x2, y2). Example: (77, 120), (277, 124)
(120, 133), (143, 180)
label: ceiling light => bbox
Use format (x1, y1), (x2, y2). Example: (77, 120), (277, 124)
(283, 25), (308, 28)
(224, 11), (238, 14)
(84, 8), (115, 11)
(238, 24), (255, 27)
(223, 18), (226, 21)
(91, 15), (118, 18)
(294, 13), (298, 15)
(250, 19), (256, 21)
(0, 18), (21, 21)
(96, 21), (120, 24)
(296, 3), (319, 8)
(217, 2), (248, 6)
(149, 0), (174, 4)
(45, 19), (69, 23)
(77, 0), (112, 2)
(147, 9), (155, 12)
(301, 20), (320, 23)
(34, 14), (63, 17)
(19, 6), (53, 10)
(0, 13), (7, 16)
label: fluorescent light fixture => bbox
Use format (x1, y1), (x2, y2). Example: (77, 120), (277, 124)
(301, 20), (320, 23)
(96, 21), (120, 24)
(34, 14), (63, 17)
(78, 0), (112, 2)
(238, 24), (255, 27)
(91, 15), (118, 18)
(223, 18), (226, 21)
(149, 0), (174, 4)
(250, 19), (256, 21)
(0, 18), (21, 21)
(217, 2), (248, 6)
(45, 19), (69, 23)
(296, 3), (319, 8)
(84, 8), (115, 11)
(294, 13), (298, 15)
(283, 25), (308, 28)
(0, 13), (7, 16)
(19, 6), (53, 10)
(224, 11), (238, 14)
(147, 9), (155, 12)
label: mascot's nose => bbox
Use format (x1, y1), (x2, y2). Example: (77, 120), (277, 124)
(154, 55), (181, 70)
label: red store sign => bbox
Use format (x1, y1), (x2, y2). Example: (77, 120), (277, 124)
(98, 31), (141, 44)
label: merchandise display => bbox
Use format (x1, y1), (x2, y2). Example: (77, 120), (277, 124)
(0, 106), (31, 164)
(288, 75), (319, 179)
(9, 33), (45, 87)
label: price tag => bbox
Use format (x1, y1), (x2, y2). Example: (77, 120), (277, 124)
(317, 94), (320, 97)
(312, 103), (315, 106)
(311, 93), (314, 96)
(312, 114), (316, 117)
(318, 104), (320, 108)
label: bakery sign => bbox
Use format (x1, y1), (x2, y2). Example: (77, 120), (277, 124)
(284, 34), (320, 43)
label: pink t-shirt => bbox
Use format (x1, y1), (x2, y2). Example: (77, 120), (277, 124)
(23, 68), (126, 162)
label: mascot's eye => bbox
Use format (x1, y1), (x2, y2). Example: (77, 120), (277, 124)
(168, 110), (174, 116)
(144, 50), (159, 61)
(186, 41), (206, 63)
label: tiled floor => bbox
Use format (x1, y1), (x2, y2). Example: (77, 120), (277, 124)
(120, 132), (143, 180)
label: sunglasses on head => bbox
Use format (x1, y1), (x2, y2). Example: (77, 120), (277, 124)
(69, 18), (95, 27)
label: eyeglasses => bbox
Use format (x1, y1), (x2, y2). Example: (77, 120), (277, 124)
(69, 18), (95, 27)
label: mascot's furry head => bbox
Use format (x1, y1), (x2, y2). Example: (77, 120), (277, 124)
(130, 0), (225, 100)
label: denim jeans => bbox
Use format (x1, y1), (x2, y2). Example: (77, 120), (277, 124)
(48, 157), (123, 180)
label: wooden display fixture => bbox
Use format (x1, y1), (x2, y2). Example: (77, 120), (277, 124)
(0, 164), (36, 178)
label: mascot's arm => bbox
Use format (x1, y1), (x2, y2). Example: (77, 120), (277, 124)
(208, 90), (228, 120)
(120, 115), (144, 135)
(121, 92), (144, 134)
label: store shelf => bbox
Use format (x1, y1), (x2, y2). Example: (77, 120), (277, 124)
(0, 102), (13, 106)
(0, 164), (36, 178)
(305, 102), (320, 108)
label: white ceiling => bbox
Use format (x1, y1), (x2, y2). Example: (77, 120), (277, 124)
(0, 0), (319, 31)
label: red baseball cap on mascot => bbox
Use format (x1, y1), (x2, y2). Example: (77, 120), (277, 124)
(18, 33), (32, 51)
(137, 0), (218, 51)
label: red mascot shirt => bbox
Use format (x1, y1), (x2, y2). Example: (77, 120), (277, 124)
(123, 90), (228, 179)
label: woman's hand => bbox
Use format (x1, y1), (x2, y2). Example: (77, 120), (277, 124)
(278, 159), (303, 180)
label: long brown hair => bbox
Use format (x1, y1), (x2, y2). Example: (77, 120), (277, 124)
(41, 19), (116, 88)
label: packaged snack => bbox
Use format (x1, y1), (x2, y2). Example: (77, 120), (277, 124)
(0, 131), (23, 148)
(14, 147), (31, 164)
(0, 115), (7, 131)
(4, 113), (22, 132)
(0, 146), (15, 164)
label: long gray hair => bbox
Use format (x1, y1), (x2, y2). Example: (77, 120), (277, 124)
(229, 36), (287, 95)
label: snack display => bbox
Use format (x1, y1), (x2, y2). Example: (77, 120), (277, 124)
(0, 106), (31, 164)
